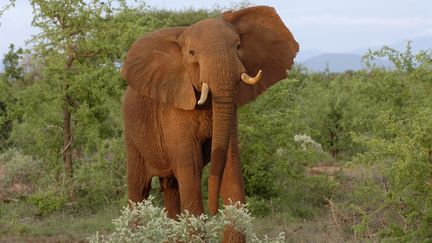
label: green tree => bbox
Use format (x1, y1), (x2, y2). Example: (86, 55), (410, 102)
(351, 46), (432, 240)
(0, 0), (15, 22)
(0, 44), (24, 150)
(7, 0), (170, 201)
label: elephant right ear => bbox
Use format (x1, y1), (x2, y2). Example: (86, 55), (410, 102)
(121, 27), (197, 110)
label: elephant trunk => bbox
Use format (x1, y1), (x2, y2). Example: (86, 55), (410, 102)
(208, 98), (234, 215)
(200, 44), (240, 215)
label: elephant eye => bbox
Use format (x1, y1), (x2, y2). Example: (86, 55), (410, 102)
(189, 50), (196, 56)
(236, 44), (241, 50)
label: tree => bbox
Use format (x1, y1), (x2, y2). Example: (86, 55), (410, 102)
(0, 44), (23, 150)
(6, 0), (171, 199)
(0, 0), (16, 23)
(29, 0), (110, 183)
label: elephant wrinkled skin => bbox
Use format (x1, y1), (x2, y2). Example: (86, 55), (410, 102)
(121, 5), (298, 242)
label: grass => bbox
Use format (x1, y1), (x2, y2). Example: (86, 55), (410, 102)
(0, 200), (121, 242)
(0, 163), (389, 242)
(249, 203), (352, 242)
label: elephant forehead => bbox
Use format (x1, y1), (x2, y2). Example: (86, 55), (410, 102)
(186, 18), (238, 42)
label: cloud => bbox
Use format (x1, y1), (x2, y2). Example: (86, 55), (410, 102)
(290, 15), (432, 29)
(422, 28), (432, 37)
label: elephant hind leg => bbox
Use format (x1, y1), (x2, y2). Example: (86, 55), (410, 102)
(160, 176), (180, 219)
(126, 138), (152, 204)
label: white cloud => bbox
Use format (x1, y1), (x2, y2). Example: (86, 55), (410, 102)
(290, 15), (432, 29)
(422, 28), (432, 37)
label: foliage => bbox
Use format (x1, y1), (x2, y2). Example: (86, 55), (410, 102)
(0, 200), (119, 238)
(0, 149), (41, 192)
(1, 0), (174, 207)
(149, 8), (220, 27)
(28, 189), (67, 215)
(238, 67), (335, 216)
(0, 0), (15, 21)
(73, 138), (126, 210)
(335, 46), (432, 240)
(240, 42), (432, 239)
(89, 197), (285, 243)
(1, 0), (432, 241)
(0, 44), (24, 150)
(294, 134), (323, 153)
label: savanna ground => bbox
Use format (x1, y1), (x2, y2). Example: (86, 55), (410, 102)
(0, 160), (386, 242)
(1, 1), (432, 242)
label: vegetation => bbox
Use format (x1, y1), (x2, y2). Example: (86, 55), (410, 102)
(1, 0), (432, 241)
(88, 197), (285, 243)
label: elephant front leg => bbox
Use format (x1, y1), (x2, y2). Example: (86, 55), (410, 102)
(220, 109), (245, 205)
(220, 133), (246, 243)
(160, 176), (181, 219)
(220, 138), (245, 204)
(175, 160), (204, 215)
(168, 140), (205, 216)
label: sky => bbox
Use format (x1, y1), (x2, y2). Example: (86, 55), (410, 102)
(0, 0), (431, 57)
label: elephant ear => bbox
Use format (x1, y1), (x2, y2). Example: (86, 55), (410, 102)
(121, 27), (197, 110)
(223, 6), (299, 106)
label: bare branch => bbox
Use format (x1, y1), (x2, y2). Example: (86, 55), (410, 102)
(62, 137), (72, 154)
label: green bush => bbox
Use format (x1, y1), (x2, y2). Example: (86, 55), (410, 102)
(0, 149), (41, 191)
(239, 75), (331, 202)
(247, 197), (272, 218)
(276, 175), (337, 219)
(345, 46), (432, 240)
(28, 190), (67, 215)
(73, 138), (126, 211)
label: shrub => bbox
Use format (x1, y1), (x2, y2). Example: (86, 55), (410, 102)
(89, 197), (285, 243)
(28, 189), (67, 215)
(247, 197), (272, 217)
(0, 149), (41, 196)
(73, 138), (126, 211)
(346, 46), (432, 240)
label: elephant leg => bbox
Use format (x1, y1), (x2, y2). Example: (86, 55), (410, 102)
(220, 134), (245, 204)
(160, 176), (180, 219)
(221, 136), (246, 243)
(126, 137), (152, 204)
(171, 144), (204, 216)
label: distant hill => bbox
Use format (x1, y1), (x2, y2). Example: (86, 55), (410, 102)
(296, 49), (324, 62)
(299, 36), (432, 72)
(352, 36), (432, 55)
(1, 37), (430, 74)
(302, 53), (393, 72)
(303, 53), (364, 72)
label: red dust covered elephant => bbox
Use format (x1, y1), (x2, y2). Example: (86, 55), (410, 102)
(121, 5), (298, 242)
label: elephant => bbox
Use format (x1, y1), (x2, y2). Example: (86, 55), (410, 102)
(121, 5), (298, 242)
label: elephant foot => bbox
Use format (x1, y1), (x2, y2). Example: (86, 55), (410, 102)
(222, 225), (246, 243)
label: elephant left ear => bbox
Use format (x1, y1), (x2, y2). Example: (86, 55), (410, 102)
(223, 6), (299, 106)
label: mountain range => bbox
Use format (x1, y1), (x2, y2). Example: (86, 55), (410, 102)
(297, 36), (432, 72)
(1, 37), (431, 73)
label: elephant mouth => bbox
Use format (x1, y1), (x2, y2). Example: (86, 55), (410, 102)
(197, 69), (263, 105)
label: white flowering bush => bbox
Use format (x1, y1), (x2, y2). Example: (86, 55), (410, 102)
(89, 197), (285, 243)
(294, 134), (323, 153)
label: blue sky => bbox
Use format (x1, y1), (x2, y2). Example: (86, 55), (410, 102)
(0, 0), (431, 57)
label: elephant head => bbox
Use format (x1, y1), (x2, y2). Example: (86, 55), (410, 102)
(121, 6), (299, 215)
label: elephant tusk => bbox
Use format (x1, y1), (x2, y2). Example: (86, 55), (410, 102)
(241, 70), (263, 85)
(197, 82), (209, 105)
